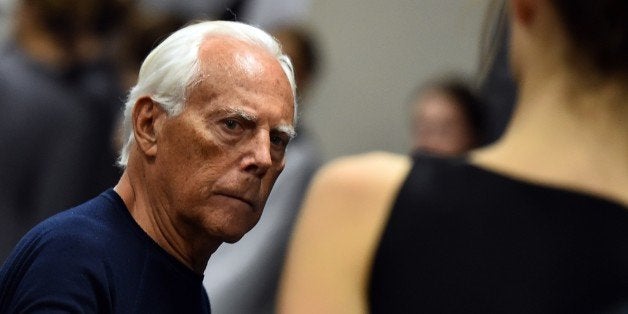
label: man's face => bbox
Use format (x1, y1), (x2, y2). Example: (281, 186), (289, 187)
(152, 36), (294, 243)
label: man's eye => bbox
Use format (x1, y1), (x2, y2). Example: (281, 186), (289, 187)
(224, 119), (239, 129)
(271, 134), (289, 147)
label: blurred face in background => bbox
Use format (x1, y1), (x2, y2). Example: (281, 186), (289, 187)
(411, 89), (476, 156)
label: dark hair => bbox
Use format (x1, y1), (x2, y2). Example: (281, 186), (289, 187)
(290, 28), (320, 80)
(121, 10), (188, 69)
(271, 25), (321, 81)
(550, 0), (628, 75)
(411, 78), (485, 145)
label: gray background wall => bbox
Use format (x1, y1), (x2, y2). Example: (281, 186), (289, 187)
(300, 0), (490, 160)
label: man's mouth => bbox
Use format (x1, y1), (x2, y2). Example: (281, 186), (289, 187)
(218, 193), (255, 209)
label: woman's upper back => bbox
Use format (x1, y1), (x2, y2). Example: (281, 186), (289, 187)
(369, 154), (628, 313)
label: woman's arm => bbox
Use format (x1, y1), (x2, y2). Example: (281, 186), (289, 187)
(277, 152), (411, 314)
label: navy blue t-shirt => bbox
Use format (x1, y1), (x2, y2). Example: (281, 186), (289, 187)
(0, 189), (211, 313)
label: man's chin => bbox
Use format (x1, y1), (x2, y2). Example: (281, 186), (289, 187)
(216, 224), (257, 244)
(220, 232), (247, 244)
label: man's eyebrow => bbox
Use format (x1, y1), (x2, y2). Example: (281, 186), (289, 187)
(220, 107), (258, 122)
(275, 124), (296, 139)
(219, 107), (295, 139)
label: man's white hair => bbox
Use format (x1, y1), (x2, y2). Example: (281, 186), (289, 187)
(117, 20), (297, 168)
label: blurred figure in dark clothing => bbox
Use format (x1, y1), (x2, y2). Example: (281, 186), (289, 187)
(116, 8), (187, 90)
(0, 0), (131, 262)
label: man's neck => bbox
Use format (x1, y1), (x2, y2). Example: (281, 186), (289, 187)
(115, 170), (220, 274)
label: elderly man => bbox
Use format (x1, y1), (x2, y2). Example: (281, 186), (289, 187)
(0, 20), (296, 313)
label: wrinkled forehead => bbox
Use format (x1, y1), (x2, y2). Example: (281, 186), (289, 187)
(191, 35), (296, 121)
(188, 36), (294, 111)
(198, 36), (293, 94)
(197, 36), (281, 79)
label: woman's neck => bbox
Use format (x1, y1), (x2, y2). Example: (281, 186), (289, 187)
(472, 68), (628, 206)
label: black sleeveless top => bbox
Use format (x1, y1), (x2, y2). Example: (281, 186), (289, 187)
(369, 154), (628, 313)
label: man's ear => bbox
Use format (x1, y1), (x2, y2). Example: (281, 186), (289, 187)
(511, 0), (538, 26)
(132, 97), (166, 159)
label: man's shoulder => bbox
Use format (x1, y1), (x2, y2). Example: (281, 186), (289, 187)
(12, 191), (123, 259)
(0, 191), (130, 312)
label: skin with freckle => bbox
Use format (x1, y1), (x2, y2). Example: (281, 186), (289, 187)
(150, 36), (295, 244)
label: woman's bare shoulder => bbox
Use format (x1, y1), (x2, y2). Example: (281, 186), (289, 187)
(278, 152), (411, 313)
(313, 151), (411, 195)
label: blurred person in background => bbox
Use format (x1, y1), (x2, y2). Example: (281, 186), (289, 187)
(409, 77), (483, 156)
(204, 23), (323, 314)
(279, 0), (628, 312)
(111, 7), (187, 151)
(0, 0), (131, 262)
(116, 7), (187, 91)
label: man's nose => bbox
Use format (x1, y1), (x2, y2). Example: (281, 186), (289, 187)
(241, 132), (273, 178)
